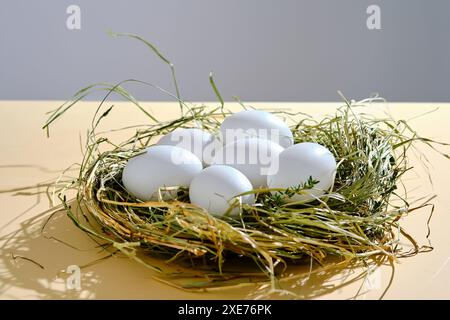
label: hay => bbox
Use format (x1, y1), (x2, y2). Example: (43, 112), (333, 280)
(42, 33), (449, 296)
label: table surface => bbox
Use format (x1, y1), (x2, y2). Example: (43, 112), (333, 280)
(0, 100), (449, 300)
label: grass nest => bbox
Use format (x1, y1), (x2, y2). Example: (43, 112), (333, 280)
(42, 33), (449, 296)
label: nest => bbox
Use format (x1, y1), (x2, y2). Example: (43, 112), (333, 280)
(42, 33), (448, 295)
(46, 97), (444, 292)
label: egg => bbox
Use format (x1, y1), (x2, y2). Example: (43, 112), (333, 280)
(212, 137), (284, 188)
(267, 142), (337, 203)
(220, 110), (293, 148)
(189, 165), (255, 216)
(157, 128), (215, 165)
(122, 145), (202, 201)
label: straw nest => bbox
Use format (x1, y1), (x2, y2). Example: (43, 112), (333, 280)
(42, 33), (448, 294)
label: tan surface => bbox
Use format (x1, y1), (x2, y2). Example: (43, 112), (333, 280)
(0, 100), (449, 300)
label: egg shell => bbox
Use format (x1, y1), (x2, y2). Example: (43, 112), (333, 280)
(220, 110), (293, 148)
(122, 145), (203, 201)
(157, 128), (215, 165)
(189, 165), (255, 216)
(212, 137), (284, 188)
(267, 142), (337, 203)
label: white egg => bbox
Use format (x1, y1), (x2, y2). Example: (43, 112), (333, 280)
(122, 145), (202, 201)
(189, 165), (255, 216)
(220, 110), (293, 148)
(212, 137), (284, 188)
(267, 142), (337, 203)
(157, 128), (215, 165)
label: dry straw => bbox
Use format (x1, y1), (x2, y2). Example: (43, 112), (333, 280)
(42, 33), (449, 297)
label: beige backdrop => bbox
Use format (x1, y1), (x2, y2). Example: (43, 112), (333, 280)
(0, 101), (449, 299)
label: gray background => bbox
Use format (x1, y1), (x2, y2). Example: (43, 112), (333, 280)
(1, 0), (449, 102)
